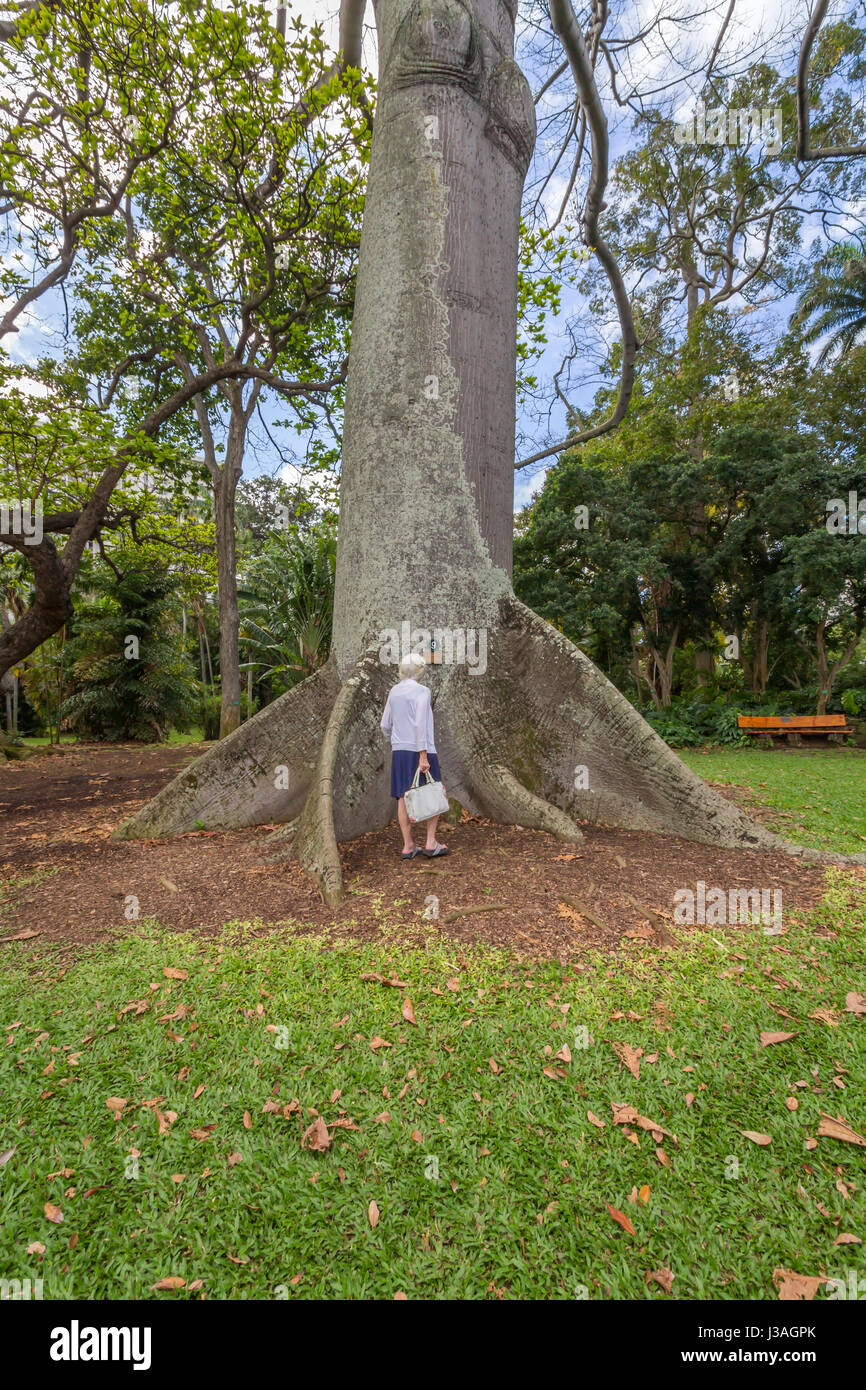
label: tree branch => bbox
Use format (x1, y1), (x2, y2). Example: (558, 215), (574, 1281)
(797, 0), (866, 160)
(515, 0), (637, 471)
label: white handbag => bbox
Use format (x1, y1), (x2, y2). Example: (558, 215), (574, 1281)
(404, 767), (449, 823)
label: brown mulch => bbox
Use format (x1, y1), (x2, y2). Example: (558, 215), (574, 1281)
(0, 741), (845, 963)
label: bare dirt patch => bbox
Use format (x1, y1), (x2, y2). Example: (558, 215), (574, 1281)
(0, 742), (838, 962)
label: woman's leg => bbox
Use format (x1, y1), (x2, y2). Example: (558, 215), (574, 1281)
(397, 796), (416, 854)
(424, 814), (439, 851)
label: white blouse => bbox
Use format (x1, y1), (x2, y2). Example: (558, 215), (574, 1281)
(380, 679), (436, 753)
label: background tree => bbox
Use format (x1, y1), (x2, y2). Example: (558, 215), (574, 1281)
(59, 557), (198, 742)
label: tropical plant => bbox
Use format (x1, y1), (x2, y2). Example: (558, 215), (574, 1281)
(790, 243), (866, 365)
(59, 561), (199, 741)
(239, 525), (337, 694)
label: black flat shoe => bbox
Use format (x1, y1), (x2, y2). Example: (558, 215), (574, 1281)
(421, 843), (450, 858)
(401, 847), (421, 859)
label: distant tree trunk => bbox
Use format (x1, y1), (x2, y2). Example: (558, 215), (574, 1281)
(214, 448), (242, 738)
(694, 647), (715, 687)
(192, 380), (261, 739)
(815, 620), (860, 716)
(117, 0), (865, 889)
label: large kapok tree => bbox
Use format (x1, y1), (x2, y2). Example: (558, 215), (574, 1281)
(117, 0), (864, 899)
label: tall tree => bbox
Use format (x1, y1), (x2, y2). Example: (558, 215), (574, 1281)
(119, 0), (866, 900)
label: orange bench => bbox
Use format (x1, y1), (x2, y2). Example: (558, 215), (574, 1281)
(737, 714), (849, 746)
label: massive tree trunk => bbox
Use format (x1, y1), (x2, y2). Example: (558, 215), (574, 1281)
(115, 0), (865, 894)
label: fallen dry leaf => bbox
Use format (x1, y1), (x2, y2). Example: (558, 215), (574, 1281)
(369, 1035), (392, 1052)
(741, 1130), (772, 1146)
(844, 992), (866, 1016)
(760, 1031), (795, 1046)
(151, 1276), (186, 1291)
(227, 1152), (243, 1167)
(163, 967), (188, 981)
(645, 1267), (674, 1294)
(43, 1203), (63, 1225)
(361, 972), (407, 989)
(611, 1103), (677, 1144)
(368, 1200), (380, 1229)
(488, 1057), (502, 1074)
(606, 1202), (635, 1236)
(612, 1041), (642, 1079)
(816, 1113), (866, 1147)
(587, 1111), (606, 1130)
(833, 1232), (862, 1245)
(772, 1268), (827, 1300)
(27, 1241), (45, 1255)
(300, 1117), (331, 1153)
(809, 1008), (840, 1026)
(401, 997), (417, 1027)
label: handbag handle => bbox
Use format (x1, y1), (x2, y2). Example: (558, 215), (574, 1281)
(409, 767), (434, 789)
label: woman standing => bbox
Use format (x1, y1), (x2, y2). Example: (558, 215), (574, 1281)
(380, 653), (450, 859)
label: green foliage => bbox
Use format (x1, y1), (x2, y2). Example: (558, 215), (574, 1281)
(515, 320), (866, 713)
(59, 562), (198, 742)
(791, 242), (866, 365)
(239, 523), (336, 693)
(642, 698), (750, 748)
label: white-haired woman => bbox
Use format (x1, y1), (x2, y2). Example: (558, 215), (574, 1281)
(380, 652), (450, 860)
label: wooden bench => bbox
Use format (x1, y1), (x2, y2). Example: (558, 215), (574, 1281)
(737, 714), (849, 747)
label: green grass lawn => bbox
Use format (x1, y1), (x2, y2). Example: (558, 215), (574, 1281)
(1, 872), (864, 1301)
(680, 747), (866, 855)
(1, 748), (865, 1300)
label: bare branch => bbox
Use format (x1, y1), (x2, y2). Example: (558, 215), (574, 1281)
(516, 0), (637, 472)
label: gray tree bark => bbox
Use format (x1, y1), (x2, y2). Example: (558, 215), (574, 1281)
(115, 0), (866, 895)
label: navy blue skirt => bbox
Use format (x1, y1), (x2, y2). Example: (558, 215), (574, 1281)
(391, 750), (442, 799)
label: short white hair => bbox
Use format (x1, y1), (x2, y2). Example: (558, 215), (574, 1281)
(398, 652), (426, 680)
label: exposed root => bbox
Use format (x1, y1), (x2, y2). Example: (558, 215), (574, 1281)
(117, 590), (864, 900)
(113, 660), (340, 838)
(294, 649), (394, 905)
(475, 595), (866, 867)
(466, 758), (584, 842)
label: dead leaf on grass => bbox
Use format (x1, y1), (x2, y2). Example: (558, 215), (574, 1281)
(816, 1114), (866, 1147)
(605, 1202), (635, 1236)
(772, 1268), (826, 1301)
(300, 1117), (331, 1153)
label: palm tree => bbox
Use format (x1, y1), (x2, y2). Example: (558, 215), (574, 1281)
(239, 524), (337, 695)
(790, 243), (866, 365)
